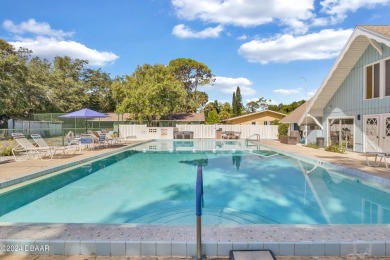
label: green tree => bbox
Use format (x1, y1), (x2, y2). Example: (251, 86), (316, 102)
(232, 92), (236, 116)
(24, 57), (53, 115)
(168, 58), (214, 112)
(116, 64), (186, 126)
(219, 111), (231, 121)
(213, 100), (221, 114)
(232, 86), (243, 116)
(49, 56), (88, 112)
(206, 110), (219, 124)
(268, 99), (306, 114)
(83, 68), (115, 112)
(220, 102), (232, 114)
(246, 101), (259, 113)
(257, 97), (270, 111)
(203, 102), (215, 119)
(0, 40), (30, 117)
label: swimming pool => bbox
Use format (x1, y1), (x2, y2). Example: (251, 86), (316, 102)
(1, 140), (390, 225)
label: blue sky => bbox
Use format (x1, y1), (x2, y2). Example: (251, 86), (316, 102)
(1, 0), (390, 106)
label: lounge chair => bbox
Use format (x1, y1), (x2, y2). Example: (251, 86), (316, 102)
(31, 134), (78, 157)
(365, 152), (389, 169)
(11, 133), (54, 161)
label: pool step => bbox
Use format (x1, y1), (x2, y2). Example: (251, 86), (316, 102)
(125, 206), (279, 225)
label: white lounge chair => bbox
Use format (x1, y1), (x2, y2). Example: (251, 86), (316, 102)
(365, 152), (389, 170)
(11, 133), (54, 161)
(31, 134), (78, 157)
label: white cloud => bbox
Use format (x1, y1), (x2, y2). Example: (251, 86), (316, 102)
(3, 19), (118, 66)
(273, 88), (303, 95)
(238, 28), (352, 64)
(10, 37), (118, 66)
(237, 34), (248, 41)
(3, 19), (73, 39)
(172, 24), (224, 39)
(203, 76), (256, 96)
(171, 0), (314, 33)
(320, 0), (390, 23)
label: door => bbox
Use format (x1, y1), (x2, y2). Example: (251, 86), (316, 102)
(364, 115), (380, 152)
(380, 114), (390, 152)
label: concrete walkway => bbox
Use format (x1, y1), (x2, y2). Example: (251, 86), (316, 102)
(260, 140), (390, 181)
(0, 142), (140, 184)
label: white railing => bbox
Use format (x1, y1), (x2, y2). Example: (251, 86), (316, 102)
(119, 124), (279, 140)
(119, 125), (175, 139)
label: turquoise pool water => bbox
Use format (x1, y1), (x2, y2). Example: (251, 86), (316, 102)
(1, 140), (390, 225)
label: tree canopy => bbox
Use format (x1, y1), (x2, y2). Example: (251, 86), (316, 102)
(169, 58), (214, 112)
(0, 39), (115, 119)
(114, 64), (186, 126)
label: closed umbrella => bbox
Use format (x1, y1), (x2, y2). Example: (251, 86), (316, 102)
(59, 108), (108, 133)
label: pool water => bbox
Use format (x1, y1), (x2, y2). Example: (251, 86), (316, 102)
(1, 140), (390, 225)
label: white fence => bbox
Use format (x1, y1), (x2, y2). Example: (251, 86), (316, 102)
(178, 124), (278, 139)
(119, 124), (278, 140)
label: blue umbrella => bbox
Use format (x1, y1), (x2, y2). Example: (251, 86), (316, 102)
(59, 108), (108, 133)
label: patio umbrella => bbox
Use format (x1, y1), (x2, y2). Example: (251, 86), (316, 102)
(59, 108), (108, 133)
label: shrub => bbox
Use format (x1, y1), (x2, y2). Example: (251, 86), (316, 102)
(0, 142), (14, 156)
(306, 143), (319, 149)
(277, 123), (288, 139)
(325, 142), (346, 153)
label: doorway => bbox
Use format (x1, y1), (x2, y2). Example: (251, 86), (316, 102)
(328, 118), (354, 150)
(364, 114), (390, 152)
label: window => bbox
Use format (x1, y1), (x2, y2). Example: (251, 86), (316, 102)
(251, 122), (256, 125)
(264, 121), (269, 125)
(365, 62), (380, 99)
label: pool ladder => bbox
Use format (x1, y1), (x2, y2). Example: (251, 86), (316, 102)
(245, 134), (261, 149)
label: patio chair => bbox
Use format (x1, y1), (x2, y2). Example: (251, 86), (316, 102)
(11, 133), (54, 161)
(79, 134), (97, 150)
(97, 133), (109, 148)
(106, 131), (133, 144)
(31, 134), (78, 157)
(365, 152), (389, 170)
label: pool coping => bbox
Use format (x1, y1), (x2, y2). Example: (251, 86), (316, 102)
(1, 140), (390, 257)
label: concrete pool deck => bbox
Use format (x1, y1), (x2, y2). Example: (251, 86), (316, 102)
(1, 140), (390, 258)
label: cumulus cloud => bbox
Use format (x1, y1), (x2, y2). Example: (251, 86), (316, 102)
(3, 19), (74, 39)
(172, 0), (314, 26)
(203, 76), (256, 96)
(273, 88), (303, 95)
(172, 24), (224, 38)
(171, 0), (314, 33)
(320, 0), (390, 23)
(10, 37), (118, 66)
(3, 19), (118, 66)
(238, 28), (352, 64)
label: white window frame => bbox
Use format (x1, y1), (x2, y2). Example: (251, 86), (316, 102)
(326, 116), (355, 151)
(364, 58), (390, 100)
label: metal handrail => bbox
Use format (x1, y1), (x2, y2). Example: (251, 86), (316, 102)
(245, 134), (260, 146)
(195, 164), (204, 260)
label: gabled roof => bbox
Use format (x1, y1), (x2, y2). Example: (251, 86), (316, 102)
(222, 109), (286, 122)
(279, 99), (312, 124)
(305, 25), (390, 119)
